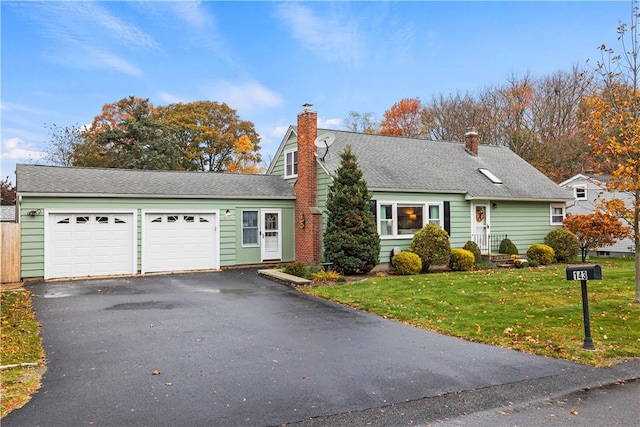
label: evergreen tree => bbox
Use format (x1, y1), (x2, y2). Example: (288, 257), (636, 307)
(323, 146), (380, 274)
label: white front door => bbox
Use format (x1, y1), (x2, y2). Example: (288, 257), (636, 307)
(261, 209), (281, 261)
(472, 204), (490, 252)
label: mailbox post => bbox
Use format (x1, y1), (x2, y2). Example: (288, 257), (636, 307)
(566, 265), (602, 350)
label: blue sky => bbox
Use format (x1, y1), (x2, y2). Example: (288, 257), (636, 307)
(0, 1), (633, 183)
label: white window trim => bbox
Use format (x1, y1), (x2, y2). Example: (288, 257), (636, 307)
(284, 149), (298, 178)
(574, 185), (587, 200)
(377, 201), (443, 239)
(241, 210), (260, 248)
(550, 203), (566, 225)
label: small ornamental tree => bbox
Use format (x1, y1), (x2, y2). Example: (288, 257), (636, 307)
(323, 146), (380, 274)
(563, 212), (630, 262)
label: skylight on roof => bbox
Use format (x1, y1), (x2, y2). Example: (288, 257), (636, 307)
(478, 168), (503, 185)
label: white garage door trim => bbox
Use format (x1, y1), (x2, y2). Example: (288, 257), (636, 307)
(44, 209), (137, 280)
(142, 210), (220, 274)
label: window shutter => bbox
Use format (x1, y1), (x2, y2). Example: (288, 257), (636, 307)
(370, 200), (377, 222)
(444, 201), (451, 235)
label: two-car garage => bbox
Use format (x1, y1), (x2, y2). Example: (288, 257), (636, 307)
(45, 210), (218, 280)
(17, 164), (296, 281)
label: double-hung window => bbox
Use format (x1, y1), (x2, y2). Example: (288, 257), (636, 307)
(574, 186), (587, 200)
(284, 149), (298, 178)
(242, 210), (259, 246)
(378, 202), (443, 238)
(550, 204), (566, 225)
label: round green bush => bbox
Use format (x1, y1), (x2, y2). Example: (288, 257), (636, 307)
(284, 261), (308, 278)
(526, 244), (555, 265)
(499, 238), (519, 255)
(391, 251), (422, 275)
(409, 223), (451, 272)
(544, 228), (579, 263)
(462, 240), (482, 263)
(449, 248), (475, 271)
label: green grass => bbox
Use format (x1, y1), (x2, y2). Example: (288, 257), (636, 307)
(1, 290), (45, 417)
(305, 258), (639, 366)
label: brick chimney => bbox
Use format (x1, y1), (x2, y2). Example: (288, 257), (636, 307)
(465, 128), (479, 156)
(294, 104), (322, 263)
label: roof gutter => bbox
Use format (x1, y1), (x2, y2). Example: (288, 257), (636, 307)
(17, 192), (296, 200)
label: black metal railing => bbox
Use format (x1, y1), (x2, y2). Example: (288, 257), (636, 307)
(471, 234), (508, 255)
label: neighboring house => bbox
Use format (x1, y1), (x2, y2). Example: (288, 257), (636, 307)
(560, 173), (635, 257)
(16, 104), (574, 281)
(1, 205), (16, 222)
(16, 165), (295, 280)
(267, 104), (574, 267)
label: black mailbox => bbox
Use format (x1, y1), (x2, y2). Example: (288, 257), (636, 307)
(566, 265), (602, 281)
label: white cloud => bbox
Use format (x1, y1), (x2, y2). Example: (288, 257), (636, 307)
(209, 80), (283, 114)
(22, 2), (155, 77)
(86, 50), (143, 78)
(319, 117), (342, 128)
(275, 3), (364, 65)
(0, 102), (47, 115)
(169, 1), (212, 30)
(156, 92), (186, 105)
(2, 138), (47, 161)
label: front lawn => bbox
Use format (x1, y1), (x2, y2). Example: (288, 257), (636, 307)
(1, 290), (45, 417)
(304, 258), (639, 366)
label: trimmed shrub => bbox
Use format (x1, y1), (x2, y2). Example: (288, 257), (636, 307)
(462, 240), (483, 263)
(284, 262), (308, 278)
(544, 228), (579, 262)
(409, 223), (451, 272)
(526, 244), (555, 265)
(391, 251), (422, 275)
(312, 270), (341, 282)
(449, 249), (475, 271)
(527, 258), (540, 267)
(499, 238), (519, 255)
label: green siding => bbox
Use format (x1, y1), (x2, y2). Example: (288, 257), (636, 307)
(488, 201), (559, 252)
(20, 196), (295, 279)
(271, 133), (298, 185)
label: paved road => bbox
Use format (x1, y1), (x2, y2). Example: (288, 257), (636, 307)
(433, 379), (640, 427)
(2, 270), (634, 426)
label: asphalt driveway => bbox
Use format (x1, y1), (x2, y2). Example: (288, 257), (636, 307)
(4, 269), (590, 426)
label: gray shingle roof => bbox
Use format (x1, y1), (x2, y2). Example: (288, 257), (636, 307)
(314, 129), (574, 201)
(16, 164), (295, 199)
(1, 206), (16, 222)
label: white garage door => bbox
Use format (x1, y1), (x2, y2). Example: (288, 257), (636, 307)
(46, 212), (136, 279)
(143, 212), (218, 273)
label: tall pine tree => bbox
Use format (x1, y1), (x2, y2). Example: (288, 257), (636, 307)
(324, 146), (380, 274)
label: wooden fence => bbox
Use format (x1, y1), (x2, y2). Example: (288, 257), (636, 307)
(1, 223), (21, 284)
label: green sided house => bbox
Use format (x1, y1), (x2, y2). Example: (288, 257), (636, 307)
(16, 103), (573, 281)
(267, 104), (574, 268)
(16, 166), (295, 280)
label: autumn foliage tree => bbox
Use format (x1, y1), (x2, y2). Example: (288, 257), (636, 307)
(584, 0), (640, 303)
(1, 177), (16, 205)
(563, 213), (630, 262)
(47, 97), (262, 174)
(79, 96), (174, 170)
(379, 98), (425, 138)
(158, 101), (261, 172)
